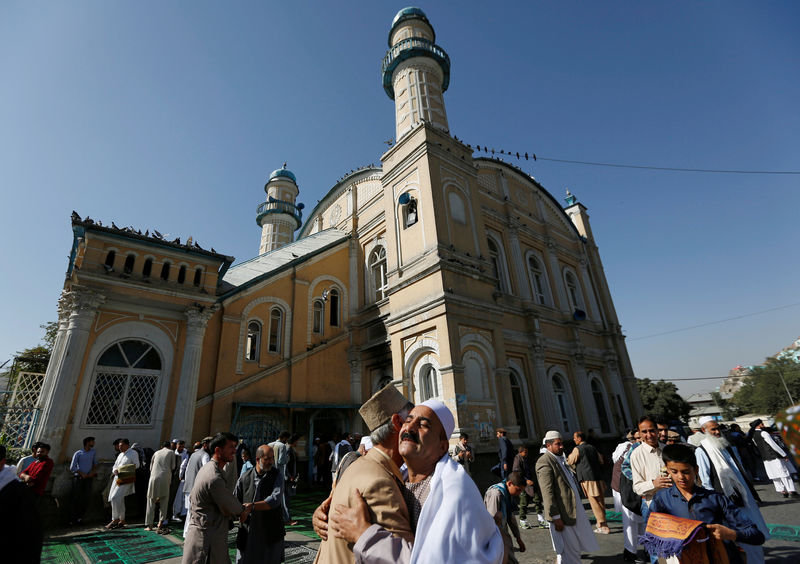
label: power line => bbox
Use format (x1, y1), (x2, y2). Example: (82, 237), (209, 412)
(648, 376), (728, 381)
(465, 143), (800, 175)
(535, 156), (800, 175)
(627, 302), (800, 342)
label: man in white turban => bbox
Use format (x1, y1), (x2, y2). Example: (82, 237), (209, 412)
(536, 430), (599, 564)
(695, 417), (768, 564)
(327, 399), (504, 563)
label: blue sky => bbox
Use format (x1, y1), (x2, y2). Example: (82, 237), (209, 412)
(1, 2), (798, 396)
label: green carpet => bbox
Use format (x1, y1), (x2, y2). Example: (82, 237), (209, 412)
(69, 528), (183, 563)
(41, 540), (85, 564)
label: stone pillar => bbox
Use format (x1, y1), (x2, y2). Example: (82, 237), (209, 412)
(605, 358), (631, 430)
(170, 306), (215, 441)
(530, 346), (560, 437)
(507, 226), (531, 300)
(349, 356), (363, 406)
(572, 352), (601, 433)
(38, 286), (105, 460)
(578, 259), (601, 321)
(544, 238), (570, 313)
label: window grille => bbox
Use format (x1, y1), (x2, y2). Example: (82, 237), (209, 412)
(369, 246), (388, 302)
(268, 309), (282, 353)
(313, 300), (324, 334)
(85, 340), (161, 426)
(528, 256), (548, 305)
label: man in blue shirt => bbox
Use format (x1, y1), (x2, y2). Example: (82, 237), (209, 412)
(69, 436), (98, 525)
(646, 444), (765, 564)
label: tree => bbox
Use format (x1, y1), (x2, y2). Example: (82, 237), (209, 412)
(636, 378), (692, 422)
(0, 322), (55, 391)
(710, 391), (743, 420)
(731, 356), (800, 415)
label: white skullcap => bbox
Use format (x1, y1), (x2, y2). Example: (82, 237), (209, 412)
(543, 430), (562, 442)
(419, 399), (455, 439)
(359, 436), (373, 451)
(698, 416), (715, 427)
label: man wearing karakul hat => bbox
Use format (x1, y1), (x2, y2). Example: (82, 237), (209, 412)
(313, 383), (415, 563)
(327, 399), (504, 563)
(535, 430), (599, 564)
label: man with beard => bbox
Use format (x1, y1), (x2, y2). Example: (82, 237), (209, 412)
(182, 433), (252, 564)
(19, 443), (54, 497)
(326, 400), (503, 563)
(751, 419), (798, 498)
(235, 444), (285, 564)
(536, 431), (599, 564)
(695, 417), (768, 564)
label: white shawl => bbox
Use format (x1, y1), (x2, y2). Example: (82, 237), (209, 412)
(700, 438), (749, 503)
(410, 453), (504, 564)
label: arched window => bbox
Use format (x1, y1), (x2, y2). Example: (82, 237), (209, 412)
(177, 265), (187, 284)
(487, 236), (510, 293)
(527, 255), (550, 305)
(142, 258), (153, 278)
(369, 246), (388, 302)
(193, 267), (202, 287)
(419, 364), (439, 401)
(591, 378), (612, 434)
(85, 340), (162, 426)
(313, 300), (324, 335)
(160, 262), (171, 281)
(464, 354), (486, 399)
(268, 308), (282, 353)
(552, 374), (574, 433)
(509, 371), (529, 439)
(123, 254), (135, 275)
(245, 321), (261, 361)
(564, 270), (585, 311)
(329, 289), (340, 327)
(104, 250), (116, 270)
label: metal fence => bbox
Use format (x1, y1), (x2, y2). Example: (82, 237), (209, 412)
(0, 371), (44, 449)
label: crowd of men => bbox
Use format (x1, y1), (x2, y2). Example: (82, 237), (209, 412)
(2, 390), (798, 564)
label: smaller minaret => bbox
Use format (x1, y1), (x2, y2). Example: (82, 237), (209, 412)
(382, 7), (450, 142)
(257, 165), (303, 254)
(564, 189), (594, 241)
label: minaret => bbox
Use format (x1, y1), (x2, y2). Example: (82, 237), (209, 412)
(382, 7), (450, 142)
(257, 165), (303, 254)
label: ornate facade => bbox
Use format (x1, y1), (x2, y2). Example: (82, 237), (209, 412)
(39, 7), (642, 465)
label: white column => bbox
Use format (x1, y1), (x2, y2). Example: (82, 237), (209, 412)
(38, 286), (105, 459)
(170, 306), (215, 441)
(35, 295), (70, 417)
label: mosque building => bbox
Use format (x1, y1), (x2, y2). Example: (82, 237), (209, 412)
(37, 7), (642, 465)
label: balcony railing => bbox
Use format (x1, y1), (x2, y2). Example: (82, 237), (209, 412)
(256, 199), (302, 227)
(382, 37), (450, 99)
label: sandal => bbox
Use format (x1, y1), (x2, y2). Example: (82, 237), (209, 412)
(116, 522), (126, 529)
(157, 525), (171, 535)
(105, 520), (119, 530)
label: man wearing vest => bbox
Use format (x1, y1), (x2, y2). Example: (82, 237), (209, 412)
(750, 418), (798, 498)
(567, 430), (608, 535)
(484, 471), (527, 563)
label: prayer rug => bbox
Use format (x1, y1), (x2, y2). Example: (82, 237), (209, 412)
(41, 540), (85, 564)
(71, 528), (183, 563)
(640, 512), (729, 564)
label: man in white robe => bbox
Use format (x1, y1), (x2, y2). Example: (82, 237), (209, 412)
(172, 440), (189, 520)
(327, 399), (504, 564)
(107, 438), (139, 529)
(535, 430), (599, 564)
(695, 417), (769, 564)
(145, 441), (177, 531)
(751, 419), (798, 497)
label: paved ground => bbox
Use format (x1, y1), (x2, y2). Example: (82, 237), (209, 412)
(43, 483), (800, 563)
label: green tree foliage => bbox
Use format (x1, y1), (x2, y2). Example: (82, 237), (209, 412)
(636, 378), (692, 422)
(731, 356), (800, 415)
(710, 391), (743, 420)
(0, 322), (55, 391)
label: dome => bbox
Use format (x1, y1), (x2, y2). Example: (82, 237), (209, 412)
(388, 7), (434, 46)
(268, 167), (297, 184)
